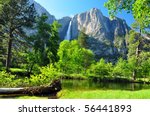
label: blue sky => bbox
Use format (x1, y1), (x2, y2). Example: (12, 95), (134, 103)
(34, 0), (134, 26)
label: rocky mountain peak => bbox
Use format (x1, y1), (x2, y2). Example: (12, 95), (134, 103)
(66, 8), (131, 61)
(28, 1), (131, 61)
(90, 8), (103, 17)
(29, 0), (56, 24)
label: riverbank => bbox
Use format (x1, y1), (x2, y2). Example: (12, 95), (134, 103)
(57, 89), (150, 99)
(91, 77), (150, 84)
(57, 79), (150, 99)
(60, 74), (150, 85)
(0, 79), (61, 98)
(1, 69), (150, 99)
(1, 78), (150, 99)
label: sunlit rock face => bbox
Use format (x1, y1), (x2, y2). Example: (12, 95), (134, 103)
(29, 1), (131, 61)
(26, 0), (56, 35)
(58, 17), (72, 40)
(66, 8), (131, 61)
(29, 0), (56, 23)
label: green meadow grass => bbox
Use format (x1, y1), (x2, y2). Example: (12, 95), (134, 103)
(6, 89), (150, 99)
(57, 89), (150, 99)
(16, 96), (47, 99)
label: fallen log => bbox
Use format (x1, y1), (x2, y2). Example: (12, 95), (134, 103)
(0, 79), (61, 96)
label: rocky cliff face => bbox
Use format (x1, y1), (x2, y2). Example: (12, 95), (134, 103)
(66, 8), (131, 61)
(58, 17), (71, 40)
(29, 1), (131, 61)
(29, 0), (56, 23)
(26, 0), (56, 35)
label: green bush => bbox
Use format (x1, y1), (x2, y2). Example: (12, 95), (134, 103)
(0, 71), (20, 87)
(87, 59), (113, 78)
(112, 58), (130, 78)
(29, 64), (59, 86)
(0, 64), (60, 87)
(10, 68), (27, 76)
(0, 62), (3, 70)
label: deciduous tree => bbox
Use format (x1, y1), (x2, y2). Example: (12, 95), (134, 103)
(105, 0), (150, 32)
(57, 40), (94, 74)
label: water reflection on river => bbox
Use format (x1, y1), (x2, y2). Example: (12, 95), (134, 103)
(61, 79), (150, 91)
(1, 79), (150, 98)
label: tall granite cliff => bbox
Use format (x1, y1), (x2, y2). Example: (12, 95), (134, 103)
(58, 17), (71, 40)
(29, 0), (56, 23)
(30, 1), (131, 61)
(62, 8), (131, 61)
(26, 0), (56, 35)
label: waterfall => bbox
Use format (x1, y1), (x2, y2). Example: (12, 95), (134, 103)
(65, 20), (72, 40)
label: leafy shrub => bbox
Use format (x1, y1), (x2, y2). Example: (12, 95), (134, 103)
(112, 58), (129, 78)
(0, 71), (19, 87)
(29, 64), (59, 86)
(0, 64), (60, 87)
(57, 40), (94, 74)
(87, 59), (113, 78)
(0, 62), (2, 70)
(10, 68), (27, 76)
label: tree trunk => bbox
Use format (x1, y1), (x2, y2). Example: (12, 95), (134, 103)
(6, 33), (13, 72)
(132, 29), (142, 80)
(0, 79), (61, 96)
(132, 70), (136, 80)
(27, 62), (34, 77)
(131, 83), (135, 91)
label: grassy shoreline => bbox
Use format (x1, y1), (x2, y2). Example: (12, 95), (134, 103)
(57, 89), (150, 99)
(60, 75), (150, 85)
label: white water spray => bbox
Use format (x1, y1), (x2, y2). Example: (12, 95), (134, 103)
(65, 20), (72, 40)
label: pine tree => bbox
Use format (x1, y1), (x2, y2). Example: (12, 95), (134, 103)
(78, 29), (88, 48)
(127, 30), (150, 79)
(28, 14), (61, 66)
(0, 0), (36, 72)
(0, 37), (6, 66)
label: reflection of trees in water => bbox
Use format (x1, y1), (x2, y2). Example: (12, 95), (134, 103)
(62, 80), (148, 91)
(131, 83), (143, 91)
